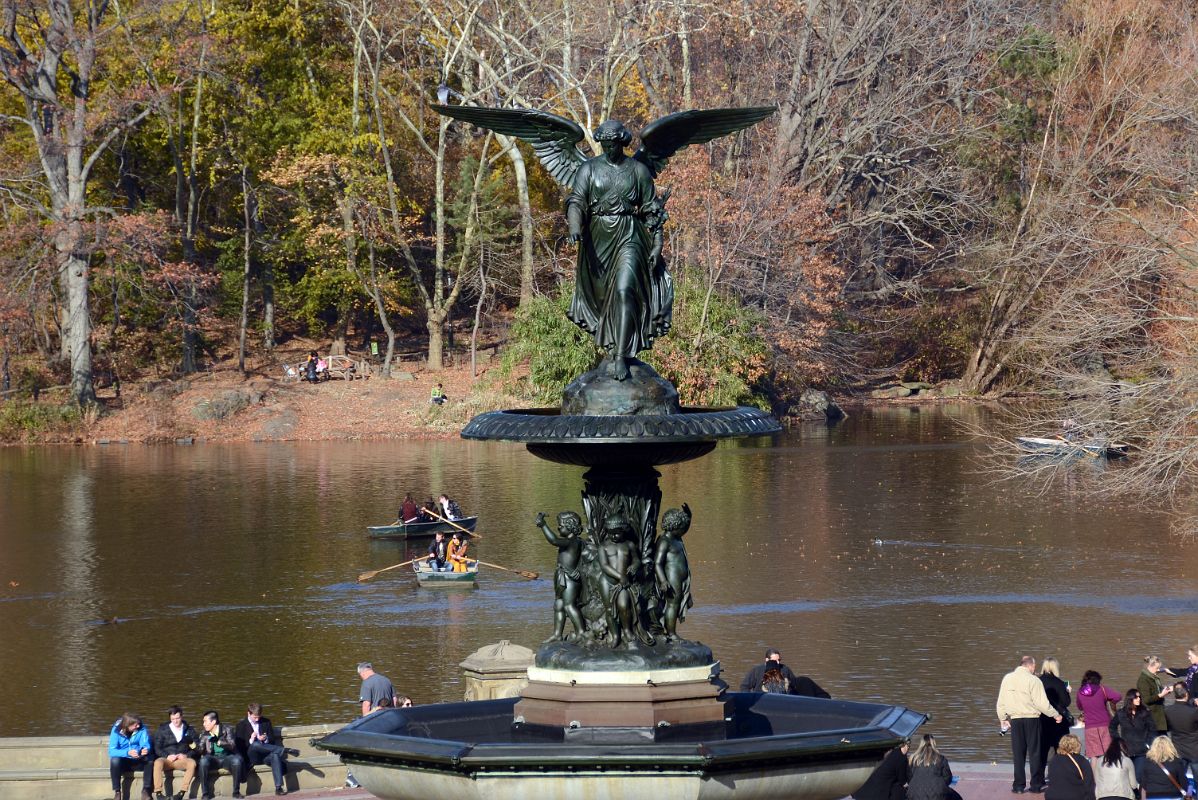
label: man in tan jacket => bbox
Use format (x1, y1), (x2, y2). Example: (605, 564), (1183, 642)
(997, 655), (1062, 794)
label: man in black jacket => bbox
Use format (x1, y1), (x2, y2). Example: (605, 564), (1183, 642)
(234, 703), (289, 796)
(739, 648), (832, 698)
(1165, 683), (1198, 774)
(151, 706), (198, 800)
(197, 711), (244, 800)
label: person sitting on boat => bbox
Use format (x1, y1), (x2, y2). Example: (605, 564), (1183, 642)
(419, 498), (437, 522)
(438, 494), (463, 521)
(427, 532), (449, 571)
(399, 494), (419, 524)
(447, 531), (470, 573)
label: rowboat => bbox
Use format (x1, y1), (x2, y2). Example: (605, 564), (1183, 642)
(413, 560), (478, 587)
(367, 516), (478, 540)
(1016, 437), (1129, 458)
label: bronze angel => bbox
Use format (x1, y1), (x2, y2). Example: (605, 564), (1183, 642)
(432, 104), (775, 380)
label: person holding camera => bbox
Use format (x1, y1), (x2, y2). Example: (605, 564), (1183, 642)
(998, 655), (1063, 794)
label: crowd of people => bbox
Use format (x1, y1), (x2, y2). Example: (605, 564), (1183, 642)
(108, 703), (296, 800)
(996, 650), (1198, 800)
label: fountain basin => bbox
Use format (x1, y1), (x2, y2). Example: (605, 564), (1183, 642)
(314, 694), (926, 800)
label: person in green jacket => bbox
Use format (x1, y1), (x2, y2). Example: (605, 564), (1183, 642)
(1136, 655), (1171, 735)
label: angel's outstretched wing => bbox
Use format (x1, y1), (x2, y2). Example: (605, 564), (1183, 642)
(633, 107), (776, 178)
(431, 104), (588, 189)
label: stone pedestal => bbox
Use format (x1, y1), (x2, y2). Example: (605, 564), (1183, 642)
(459, 640), (535, 701)
(514, 663), (726, 729)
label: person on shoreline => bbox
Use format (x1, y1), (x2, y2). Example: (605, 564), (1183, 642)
(447, 530), (470, 572)
(1044, 734), (1094, 800)
(1167, 647), (1198, 698)
(151, 706), (198, 800)
(906, 734), (959, 800)
(196, 710), (244, 800)
(430, 383), (447, 405)
(1108, 689), (1154, 788)
(108, 712), (153, 800)
(1076, 670), (1121, 758)
(347, 662), (397, 789)
(427, 531), (449, 571)
(1137, 656), (1171, 738)
(1141, 736), (1187, 800)
(1090, 737), (1137, 800)
(1163, 682), (1198, 776)
(852, 740), (910, 800)
(739, 648), (830, 697)
(1040, 658), (1073, 766)
(997, 655), (1061, 794)
(234, 703), (288, 796)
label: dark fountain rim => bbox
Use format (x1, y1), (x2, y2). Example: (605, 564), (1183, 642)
(461, 406), (781, 445)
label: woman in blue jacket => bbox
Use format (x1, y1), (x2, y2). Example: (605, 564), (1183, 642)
(108, 712), (152, 800)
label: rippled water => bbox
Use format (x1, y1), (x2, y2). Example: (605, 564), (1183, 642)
(1, 404), (1192, 763)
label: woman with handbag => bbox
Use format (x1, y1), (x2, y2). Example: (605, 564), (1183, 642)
(1046, 735), (1096, 800)
(1042, 658), (1075, 764)
(1077, 671), (1123, 758)
(1141, 737), (1189, 800)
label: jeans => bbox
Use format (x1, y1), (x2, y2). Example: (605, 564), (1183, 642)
(199, 753), (244, 796)
(246, 741), (286, 789)
(110, 755), (154, 793)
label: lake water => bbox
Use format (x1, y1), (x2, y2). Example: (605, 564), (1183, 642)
(1, 404), (1192, 762)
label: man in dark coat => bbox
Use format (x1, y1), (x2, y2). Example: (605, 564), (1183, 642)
(739, 648), (831, 698)
(233, 703), (289, 796)
(1165, 683), (1198, 772)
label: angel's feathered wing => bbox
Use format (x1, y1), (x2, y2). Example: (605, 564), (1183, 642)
(431, 104), (588, 189)
(634, 106), (776, 178)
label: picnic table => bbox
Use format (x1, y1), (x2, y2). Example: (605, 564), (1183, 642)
(282, 354), (368, 382)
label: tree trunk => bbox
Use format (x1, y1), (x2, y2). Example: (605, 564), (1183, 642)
(237, 167), (253, 374)
(426, 313), (445, 371)
(59, 230), (96, 407)
(500, 136), (535, 306)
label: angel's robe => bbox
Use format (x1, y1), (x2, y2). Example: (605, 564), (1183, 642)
(566, 154), (673, 361)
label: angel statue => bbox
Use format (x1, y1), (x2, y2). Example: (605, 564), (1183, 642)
(432, 104), (775, 381)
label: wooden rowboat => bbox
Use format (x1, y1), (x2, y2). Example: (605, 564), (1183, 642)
(367, 516), (478, 540)
(413, 561), (478, 587)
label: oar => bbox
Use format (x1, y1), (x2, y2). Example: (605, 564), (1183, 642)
(421, 507), (482, 539)
(358, 557), (421, 582)
(474, 560), (538, 580)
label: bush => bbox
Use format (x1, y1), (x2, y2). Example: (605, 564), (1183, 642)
(500, 280), (771, 409)
(0, 401), (83, 442)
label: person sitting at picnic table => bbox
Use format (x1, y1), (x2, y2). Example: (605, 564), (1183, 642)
(399, 494), (419, 524)
(430, 383), (447, 405)
(108, 712), (153, 800)
(427, 531), (449, 571)
(447, 531), (470, 573)
(304, 351), (319, 383)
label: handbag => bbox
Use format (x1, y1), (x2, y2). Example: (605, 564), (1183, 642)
(1158, 762), (1191, 800)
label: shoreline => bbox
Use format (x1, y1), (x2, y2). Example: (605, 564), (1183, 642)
(2, 363), (992, 447)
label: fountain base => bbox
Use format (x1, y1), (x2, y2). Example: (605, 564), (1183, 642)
(515, 663), (725, 729)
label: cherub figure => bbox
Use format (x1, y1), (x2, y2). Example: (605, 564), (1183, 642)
(597, 514), (649, 649)
(535, 511), (586, 642)
(653, 503), (693, 642)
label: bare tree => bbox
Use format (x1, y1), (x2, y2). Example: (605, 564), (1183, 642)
(0, 0), (156, 405)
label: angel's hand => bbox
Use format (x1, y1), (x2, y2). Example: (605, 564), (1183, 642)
(569, 231), (582, 244)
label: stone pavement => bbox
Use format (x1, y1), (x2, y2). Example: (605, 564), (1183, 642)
(277, 761), (1015, 800)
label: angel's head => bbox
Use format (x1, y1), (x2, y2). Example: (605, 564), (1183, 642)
(593, 120), (632, 152)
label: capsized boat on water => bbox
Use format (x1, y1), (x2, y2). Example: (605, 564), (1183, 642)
(367, 515), (478, 540)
